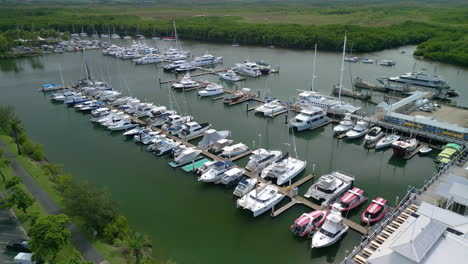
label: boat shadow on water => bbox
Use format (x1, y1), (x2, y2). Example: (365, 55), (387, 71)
(387, 154), (408, 167)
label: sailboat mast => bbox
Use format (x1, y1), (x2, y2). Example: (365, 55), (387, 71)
(59, 64), (65, 88)
(338, 34), (347, 102)
(173, 21), (182, 51)
(311, 44), (317, 91)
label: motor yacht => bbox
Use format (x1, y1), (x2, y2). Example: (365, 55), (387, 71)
(387, 71), (450, 89)
(375, 133), (400, 150)
(123, 127), (146, 137)
(175, 63), (196, 73)
(254, 99), (286, 116)
(220, 143), (249, 158)
(171, 73), (198, 90)
(207, 139), (234, 154)
(220, 167), (246, 185)
(198, 83), (224, 97)
(289, 107), (328, 131)
(134, 55), (163, 65)
(195, 161), (217, 176)
(234, 62), (262, 77)
(219, 70), (243, 82)
(191, 53), (223, 66)
(90, 107), (111, 121)
(198, 129), (230, 149)
(107, 119), (138, 131)
(333, 113), (354, 134)
(364, 127), (384, 144)
(245, 149), (282, 173)
(174, 148), (202, 165)
(198, 161), (235, 182)
(392, 137), (418, 156)
(361, 197), (390, 225)
(290, 210), (328, 237)
(260, 153), (307, 185)
(237, 184), (285, 217)
(179, 122), (211, 139)
(296, 90), (360, 115)
(304, 171), (355, 206)
(345, 120), (368, 139)
(311, 204), (349, 248)
(164, 60), (188, 72)
(155, 140), (181, 156)
(233, 178), (257, 197)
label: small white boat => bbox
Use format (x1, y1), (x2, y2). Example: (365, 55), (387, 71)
(260, 153), (307, 186)
(220, 143), (249, 158)
(123, 127), (146, 136)
(220, 167), (245, 185)
(419, 146), (432, 154)
(155, 140), (181, 156)
(236, 184), (285, 217)
(245, 149), (282, 173)
(375, 133), (400, 150)
(344, 56), (358, 62)
(107, 119), (138, 131)
(178, 122), (211, 139)
(219, 70), (243, 82)
(379, 60), (395, 66)
(345, 120), (368, 139)
(333, 113), (354, 134)
(364, 126), (384, 143)
(233, 178), (257, 197)
(392, 137), (418, 156)
(254, 100), (286, 116)
(208, 139), (234, 154)
(191, 53), (223, 66)
(311, 204), (349, 248)
(171, 73), (198, 90)
(198, 83), (224, 97)
(361, 58), (374, 64)
(235, 62), (262, 77)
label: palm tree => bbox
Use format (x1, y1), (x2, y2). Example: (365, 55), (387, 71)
(0, 149), (11, 183)
(10, 119), (23, 155)
(122, 232), (152, 264)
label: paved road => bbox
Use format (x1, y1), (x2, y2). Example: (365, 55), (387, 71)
(0, 140), (107, 264)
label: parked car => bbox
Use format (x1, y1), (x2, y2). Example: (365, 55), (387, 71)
(6, 239), (31, 253)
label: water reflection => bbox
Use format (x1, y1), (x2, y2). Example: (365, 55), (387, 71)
(0, 56), (44, 73)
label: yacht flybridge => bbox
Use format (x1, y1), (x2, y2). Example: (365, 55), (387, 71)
(245, 149), (282, 173)
(237, 183), (285, 217)
(260, 153), (307, 186)
(289, 107), (328, 131)
(311, 204), (349, 248)
(304, 171), (355, 206)
(254, 99), (286, 116)
(296, 91), (360, 115)
(191, 53), (223, 66)
(235, 61), (262, 77)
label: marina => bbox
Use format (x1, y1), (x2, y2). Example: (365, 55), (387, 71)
(1, 37), (467, 264)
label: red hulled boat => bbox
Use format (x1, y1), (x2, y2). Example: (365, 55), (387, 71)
(290, 210), (328, 237)
(361, 197), (390, 224)
(334, 187), (367, 212)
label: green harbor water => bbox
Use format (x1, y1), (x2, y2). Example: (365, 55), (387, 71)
(1, 39), (467, 264)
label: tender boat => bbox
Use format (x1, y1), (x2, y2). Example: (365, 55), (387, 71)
(233, 178), (257, 197)
(375, 133), (400, 150)
(361, 197), (390, 224)
(289, 107), (328, 131)
(220, 143), (249, 158)
(220, 167), (246, 185)
(245, 149), (282, 173)
(333, 113), (354, 134)
(364, 126), (384, 143)
(198, 161), (235, 182)
(236, 184), (285, 217)
(254, 99), (286, 116)
(419, 146), (432, 154)
(392, 137), (418, 156)
(179, 122), (211, 139)
(333, 187), (367, 212)
(223, 88), (254, 104)
(219, 70), (243, 82)
(345, 120), (368, 139)
(311, 204), (349, 248)
(290, 210), (328, 237)
(171, 73), (198, 90)
(198, 83), (224, 97)
(361, 58), (374, 64)
(379, 60), (395, 66)
(208, 139), (234, 154)
(260, 153), (307, 186)
(344, 56), (358, 62)
(174, 148), (202, 165)
(304, 171), (355, 206)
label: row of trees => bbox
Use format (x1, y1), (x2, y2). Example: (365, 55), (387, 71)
(414, 31), (468, 67)
(0, 105), (155, 264)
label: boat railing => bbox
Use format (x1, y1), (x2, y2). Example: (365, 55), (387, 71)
(340, 187), (418, 264)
